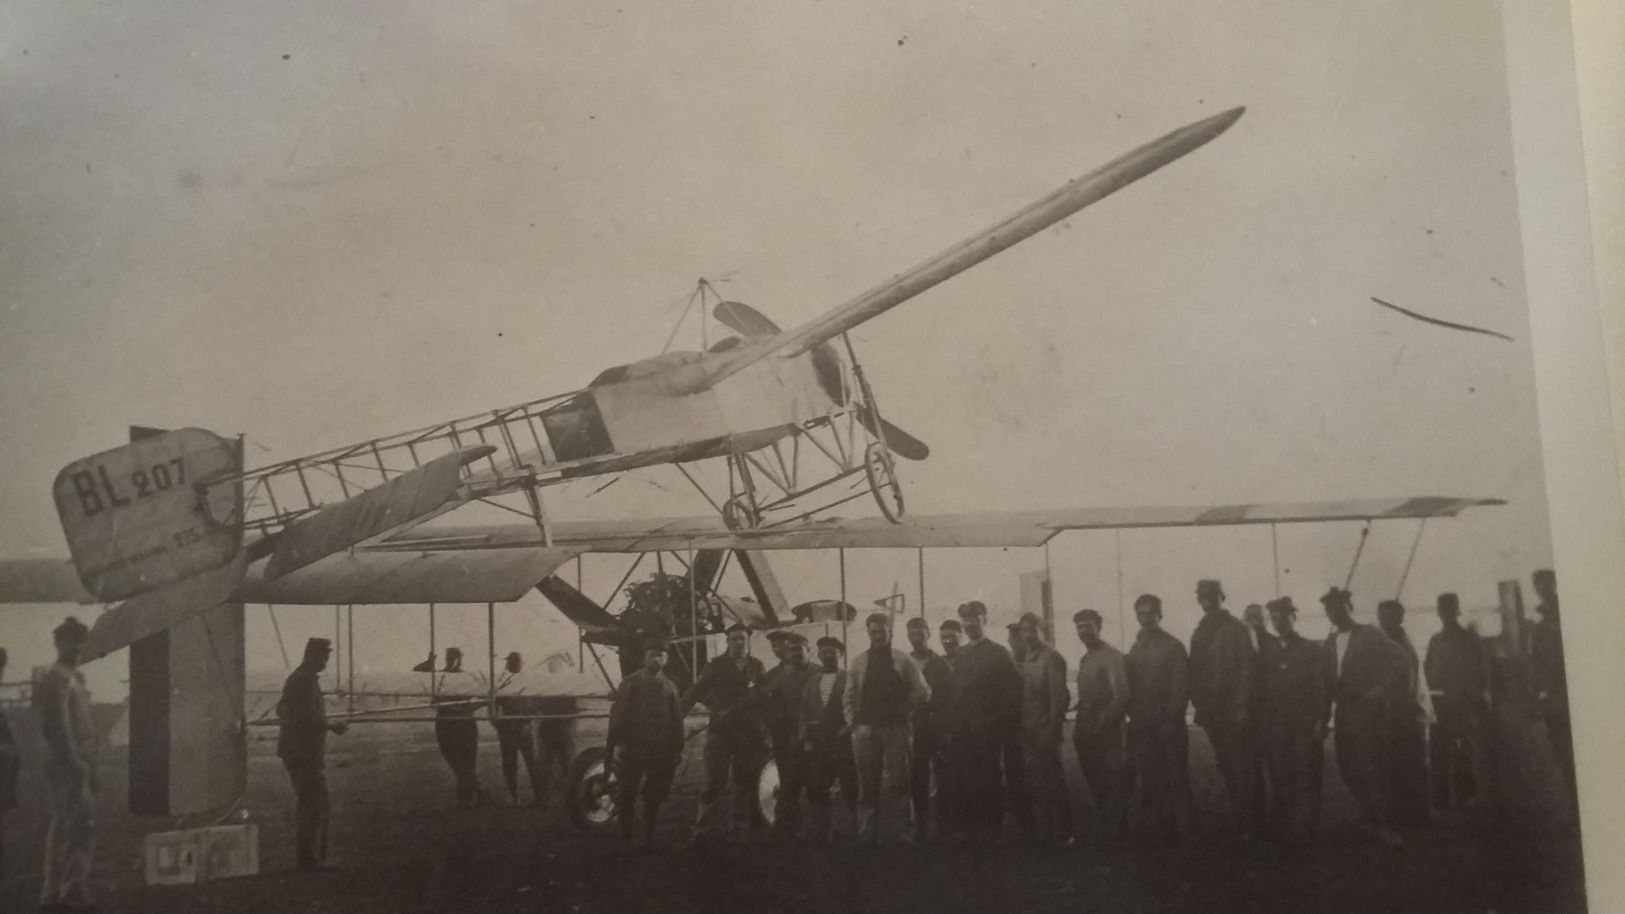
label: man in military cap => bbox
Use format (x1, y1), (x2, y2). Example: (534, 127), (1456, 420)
(1016, 612), (1070, 844)
(1260, 598), (1329, 845)
(1072, 609), (1129, 847)
(1377, 600), (1430, 827)
(1322, 587), (1407, 847)
(0, 647), (17, 881)
(681, 622), (767, 843)
(432, 647), (483, 809)
(606, 639), (685, 849)
(845, 611), (930, 845)
(1424, 593), (1486, 809)
(761, 630), (813, 840)
(492, 651), (547, 806)
(278, 637), (348, 872)
(35, 617), (101, 910)
(1000, 620), (1033, 838)
(948, 602), (1024, 846)
(801, 636), (858, 842)
(905, 616), (954, 841)
(1189, 579), (1259, 839)
(1125, 593), (1192, 846)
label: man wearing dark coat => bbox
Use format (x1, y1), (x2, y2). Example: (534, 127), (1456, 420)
(279, 637), (348, 871)
(1188, 580), (1258, 839)
(1424, 593), (1486, 809)
(1321, 588), (1408, 848)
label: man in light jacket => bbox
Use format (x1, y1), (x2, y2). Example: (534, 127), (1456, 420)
(844, 612), (930, 845)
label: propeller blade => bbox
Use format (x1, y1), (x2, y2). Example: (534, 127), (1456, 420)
(713, 301), (783, 337)
(856, 404), (930, 461)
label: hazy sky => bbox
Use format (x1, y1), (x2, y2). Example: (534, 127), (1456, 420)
(0, 1), (1551, 695)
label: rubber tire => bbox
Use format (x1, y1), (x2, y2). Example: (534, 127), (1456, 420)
(566, 746), (619, 832)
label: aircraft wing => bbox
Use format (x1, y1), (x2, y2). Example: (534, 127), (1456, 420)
(0, 496), (1501, 608)
(682, 107), (1245, 394)
(366, 495), (1504, 554)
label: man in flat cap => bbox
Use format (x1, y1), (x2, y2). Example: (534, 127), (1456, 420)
(1125, 594), (1192, 846)
(947, 601), (1024, 846)
(606, 639), (685, 849)
(491, 651), (547, 806)
(761, 630), (813, 840)
(1377, 600), (1430, 827)
(1424, 593), (1486, 809)
(1000, 620), (1033, 838)
(1321, 587), (1408, 847)
(1188, 579), (1259, 840)
(904, 617), (954, 841)
(278, 636), (348, 872)
(432, 647), (483, 809)
(681, 622), (767, 844)
(801, 636), (858, 842)
(1072, 608), (1130, 847)
(1260, 598), (1329, 845)
(36, 617), (101, 909)
(844, 611), (930, 845)
(1016, 612), (1071, 844)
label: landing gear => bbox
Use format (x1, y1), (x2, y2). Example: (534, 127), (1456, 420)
(864, 442), (905, 523)
(721, 495), (760, 531)
(567, 746), (619, 832)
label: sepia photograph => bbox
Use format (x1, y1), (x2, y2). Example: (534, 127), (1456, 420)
(0, 2), (1616, 912)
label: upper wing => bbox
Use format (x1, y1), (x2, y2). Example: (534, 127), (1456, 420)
(366, 495), (1504, 554)
(683, 107), (1245, 394)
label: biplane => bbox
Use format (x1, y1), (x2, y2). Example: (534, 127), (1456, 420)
(0, 103), (1507, 830)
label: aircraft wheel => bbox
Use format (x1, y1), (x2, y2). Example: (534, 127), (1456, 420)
(722, 495), (760, 530)
(756, 758), (779, 828)
(864, 442), (905, 524)
(567, 746), (619, 832)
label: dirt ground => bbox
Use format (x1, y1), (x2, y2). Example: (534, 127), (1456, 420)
(0, 710), (1586, 914)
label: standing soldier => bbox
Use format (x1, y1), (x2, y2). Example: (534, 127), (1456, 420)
(948, 602), (1023, 847)
(1260, 598), (1329, 846)
(0, 648), (17, 881)
(935, 618), (965, 839)
(605, 640), (685, 850)
(801, 637), (858, 843)
(492, 652), (547, 807)
(36, 618), (101, 908)
(1188, 579), (1258, 840)
(432, 647), (482, 809)
(1071, 609), (1129, 848)
(1242, 602), (1274, 830)
(905, 617), (954, 842)
(1125, 594), (1192, 847)
(681, 622), (767, 845)
(1321, 587), (1407, 848)
(844, 612), (930, 845)
(761, 631), (813, 841)
(1001, 621), (1033, 839)
(1425, 593), (1486, 809)
(1016, 612), (1071, 844)
(1528, 569), (1575, 813)
(277, 637), (348, 872)
(1377, 600), (1431, 827)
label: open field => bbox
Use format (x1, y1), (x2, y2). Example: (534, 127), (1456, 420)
(0, 705), (1585, 914)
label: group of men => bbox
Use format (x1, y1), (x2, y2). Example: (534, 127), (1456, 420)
(0, 569), (1572, 904)
(603, 568), (1574, 855)
(415, 648), (576, 811)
